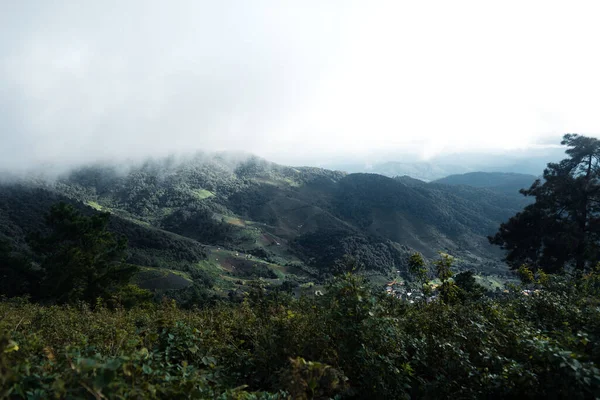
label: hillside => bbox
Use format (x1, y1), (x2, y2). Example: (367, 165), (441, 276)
(0, 154), (529, 299)
(0, 183), (213, 293)
(433, 172), (538, 195)
(366, 161), (472, 182)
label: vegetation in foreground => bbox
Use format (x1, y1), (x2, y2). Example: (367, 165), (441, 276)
(1, 269), (600, 399)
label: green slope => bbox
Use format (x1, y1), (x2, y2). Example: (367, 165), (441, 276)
(1, 154), (527, 297)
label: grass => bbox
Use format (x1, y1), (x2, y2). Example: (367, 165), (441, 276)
(126, 217), (153, 228)
(197, 247), (300, 293)
(283, 177), (301, 187)
(222, 216), (246, 227)
(192, 189), (214, 200)
(86, 201), (103, 211)
(475, 274), (515, 291)
(156, 207), (176, 218)
(196, 259), (225, 279)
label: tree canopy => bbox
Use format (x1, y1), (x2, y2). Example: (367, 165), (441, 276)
(27, 202), (137, 304)
(490, 134), (600, 272)
(0, 240), (37, 298)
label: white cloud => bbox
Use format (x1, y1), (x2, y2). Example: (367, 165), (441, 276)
(1, 0), (599, 170)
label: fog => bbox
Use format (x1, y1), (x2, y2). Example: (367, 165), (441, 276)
(2, 1), (600, 173)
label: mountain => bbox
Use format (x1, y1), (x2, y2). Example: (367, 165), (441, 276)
(0, 183), (211, 292)
(433, 172), (538, 195)
(367, 162), (472, 182)
(0, 154), (530, 297)
(323, 147), (564, 181)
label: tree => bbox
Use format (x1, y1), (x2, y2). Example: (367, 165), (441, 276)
(408, 252), (432, 296)
(454, 270), (485, 301)
(408, 252), (428, 284)
(0, 240), (39, 298)
(28, 202), (137, 304)
(332, 254), (364, 275)
(490, 134), (600, 273)
(434, 253), (460, 303)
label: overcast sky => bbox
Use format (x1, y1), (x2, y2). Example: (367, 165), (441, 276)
(2, 0), (600, 171)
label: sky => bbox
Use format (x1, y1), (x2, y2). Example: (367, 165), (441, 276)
(2, 0), (600, 172)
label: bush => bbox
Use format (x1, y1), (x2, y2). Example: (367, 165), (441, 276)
(1, 271), (599, 398)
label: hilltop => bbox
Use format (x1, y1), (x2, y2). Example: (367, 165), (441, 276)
(0, 154), (528, 299)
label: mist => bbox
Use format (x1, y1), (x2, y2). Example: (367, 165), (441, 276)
(2, 1), (600, 174)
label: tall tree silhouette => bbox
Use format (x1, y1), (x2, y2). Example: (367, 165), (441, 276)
(490, 134), (600, 272)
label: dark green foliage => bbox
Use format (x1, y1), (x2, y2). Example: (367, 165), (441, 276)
(434, 253), (454, 281)
(188, 268), (215, 288)
(1, 153), (531, 278)
(278, 278), (300, 293)
(332, 254), (364, 275)
(430, 253), (460, 304)
(0, 183), (69, 252)
(0, 316), (281, 399)
(227, 183), (279, 223)
(490, 204), (549, 270)
(165, 283), (219, 309)
(134, 270), (192, 292)
(247, 247), (273, 261)
(454, 270), (486, 301)
(293, 230), (405, 274)
(108, 216), (208, 269)
(490, 134), (600, 272)
(161, 206), (235, 245)
(27, 203), (137, 304)
(248, 264), (277, 279)
(2, 270), (600, 399)
(407, 252), (432, 295)
(232, 263), (278, 279)
(111, 284), (154, 309)
(59, 155), (524, 276)
(335, 173), (528, 238)
(407, 252), (428, 283)
(0, 184), (208, 274)
(0, 240), (37, 298)
(433, 172), (537, 195)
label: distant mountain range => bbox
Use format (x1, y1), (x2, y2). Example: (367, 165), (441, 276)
(323, 147), (564, 181)
(0, 154), (541, 295)
(433, 172), (538, 195)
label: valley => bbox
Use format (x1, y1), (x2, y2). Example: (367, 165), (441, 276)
(0, 154), (531, 301)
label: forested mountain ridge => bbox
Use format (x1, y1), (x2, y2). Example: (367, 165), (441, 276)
(0, 183), (212, 295)
(1, 153), (528, 288)
(327, 148), (564, 181)
(433, 171), (538, 195)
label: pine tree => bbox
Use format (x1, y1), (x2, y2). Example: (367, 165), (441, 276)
(490, 134), (600, 272)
